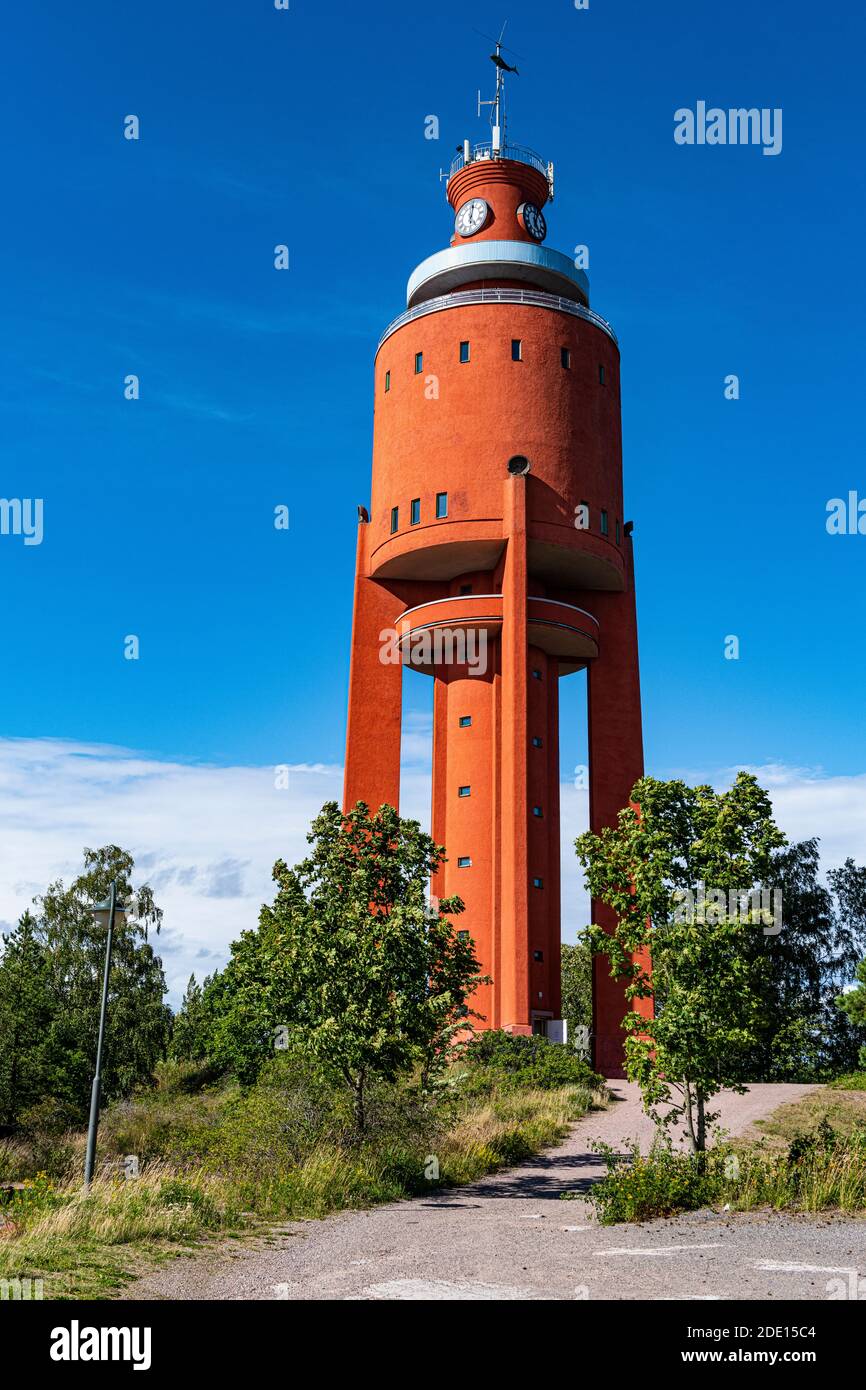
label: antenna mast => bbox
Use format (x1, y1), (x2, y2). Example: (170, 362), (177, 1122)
(477, 22), (510, 156)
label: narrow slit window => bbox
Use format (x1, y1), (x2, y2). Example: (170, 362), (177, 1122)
(615, 518), (621, 544)
(598, 363), (605, 384)
(384, 370), (391, 392)
(415, 352), (423, 374)
(533, 806), (543, 818)
(390, 506), (399, 534)
(459, 341), (470, 363)
(601, 509), (609, 537)
(436, 492), (448, 518)
(410, 498), (421, 526)
(561, 347), (571, 369)
(512, 339), (523, 362)
(533, 877), (544, 889)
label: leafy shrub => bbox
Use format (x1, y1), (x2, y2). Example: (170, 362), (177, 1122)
(462, 1030), (603, 1094)
(156, 1178), (221, 1228)
(829, 1071), (866, 1091)
(577, 1140), (726, 1224)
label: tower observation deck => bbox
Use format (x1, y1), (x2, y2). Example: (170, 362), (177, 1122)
(343, 48), (651, 1076)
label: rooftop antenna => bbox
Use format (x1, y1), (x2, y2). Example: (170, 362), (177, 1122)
(476, 22), (521, 156)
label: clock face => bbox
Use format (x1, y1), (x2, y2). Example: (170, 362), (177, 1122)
(455, 198), (489, 238)
(518, 202), (547, 241)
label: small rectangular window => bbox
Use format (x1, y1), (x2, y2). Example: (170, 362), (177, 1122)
(598, 364), (605, 384)
(410, 498), (421, 526)
(390, 506), (399, 534)
(533, 877), (544, 889)
(532, 668), (543, 681)
(561, 347), (571, 369)
(601, 509), (609, 536)
(459, 715), (472, 728)
(512, 339), (523, 362)
(415, 352), (423, 374)
(459, 341), (470, 363)
(458, 785), (471, 798)
(533, 806), (543, 818)
(459, 584), (471, 595)
(384, 370), (391, 392)
(457, 856), (472, 868)
(533, 950), (544, 962)
(436, 492), (448, 519)
(531, 736), (543, 748)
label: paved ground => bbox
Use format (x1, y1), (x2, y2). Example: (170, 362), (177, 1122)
(122, 1082), (866, 1301)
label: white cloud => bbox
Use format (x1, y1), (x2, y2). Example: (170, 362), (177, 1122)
(0, 736), (862, 1009)
(0, 737), (343, 1005)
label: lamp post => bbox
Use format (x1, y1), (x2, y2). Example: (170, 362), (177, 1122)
(83, 880), (126, 1189)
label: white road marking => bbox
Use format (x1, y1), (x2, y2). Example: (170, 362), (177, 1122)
(754, 1261), (858, 1274)
(519, 1213), (543, 1219)
(561, 1225), (589, 1232)
(596, 1243), (723, 1257)
(361, 1278), (533, 1301)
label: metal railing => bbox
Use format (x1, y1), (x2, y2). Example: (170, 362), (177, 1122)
(449, 141), (550, 182)
(378, 287), (618, 351)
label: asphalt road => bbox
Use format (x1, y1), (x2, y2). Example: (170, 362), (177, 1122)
(122, 1082), (866, 1301)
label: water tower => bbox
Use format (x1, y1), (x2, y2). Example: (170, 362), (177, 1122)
(343, 44), (649, 1075)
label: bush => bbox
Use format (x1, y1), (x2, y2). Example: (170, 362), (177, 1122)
(462, 1030), (603, 1094)
(829, 1071), (866, 1091)
(577, 1140), (726, 1224)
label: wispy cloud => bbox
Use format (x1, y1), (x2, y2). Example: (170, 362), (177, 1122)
(0, 735), (862, 1007)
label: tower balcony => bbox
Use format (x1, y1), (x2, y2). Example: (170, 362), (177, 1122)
(394, 593), (599, 675)
(448, 141), (553, 186)
(406, 241), (590, 311)
(377, 285), (615, 354)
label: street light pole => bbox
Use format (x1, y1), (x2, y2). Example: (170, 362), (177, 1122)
(84, 879), (121, 1190)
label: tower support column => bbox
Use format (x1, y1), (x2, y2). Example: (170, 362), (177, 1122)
(343, 523), (404, 815)
(499, 474), (531, 1034)
(587, 542), (651, 1077)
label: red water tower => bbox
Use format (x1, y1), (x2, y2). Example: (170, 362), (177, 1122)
(343, 63), (650, 1076)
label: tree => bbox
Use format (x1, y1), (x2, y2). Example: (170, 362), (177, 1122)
(736, 842), (866, 1079)
(208, 801), (487, 1132)
(0, 913), (56, 1124)
(576, 773), (786, 1153)
(560, 942), (592, 1050)
(836, 958), (866, 1068)
(32, 846), (171, 1119)
(169, 974), (213, 1063)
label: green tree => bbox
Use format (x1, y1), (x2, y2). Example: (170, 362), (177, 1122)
(737, 842), (866, 1079)
(0, 912), (56, 1123)
(560, 941), (592, 1049)
(33, 846), (171, 1118)
(836, 958), (866, 1067)
(576, 773), (786, 1153)
(208, 801), (487, 1131)
(169, 973), (213, 1062)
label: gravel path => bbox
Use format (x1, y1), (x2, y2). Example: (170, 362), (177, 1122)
(121, 1082), (866, 1301)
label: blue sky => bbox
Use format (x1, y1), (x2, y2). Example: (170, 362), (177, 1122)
(1, 1), (864, 996)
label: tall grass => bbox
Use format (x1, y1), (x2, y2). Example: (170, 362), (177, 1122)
(579, 1120), (866, 1225)
(0, 1051), (603, 1298)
